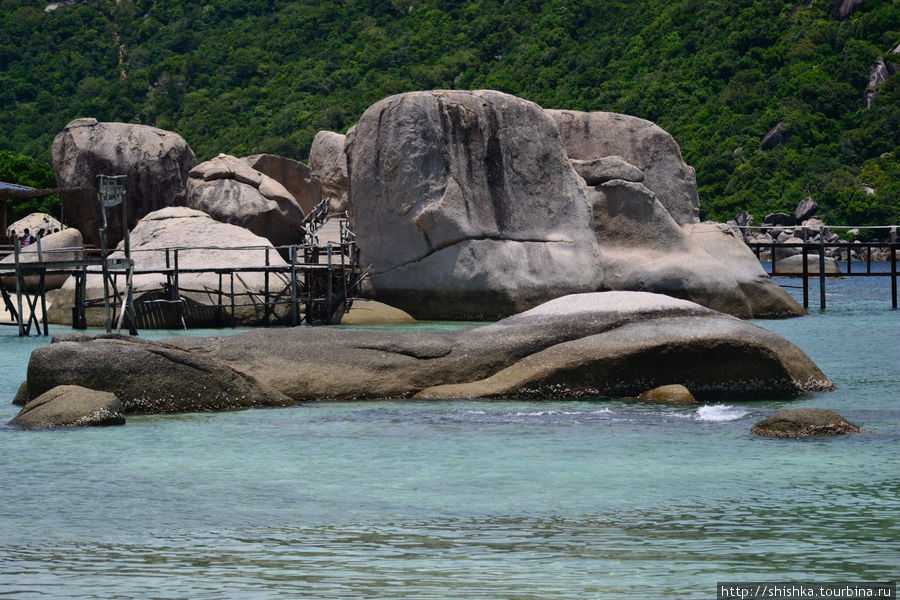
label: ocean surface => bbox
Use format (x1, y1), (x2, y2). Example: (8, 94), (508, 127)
(1, 268), (898, 599)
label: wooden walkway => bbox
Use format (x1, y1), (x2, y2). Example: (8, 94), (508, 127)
(0, 229), (363, 336)
(747, 239), (899, 310)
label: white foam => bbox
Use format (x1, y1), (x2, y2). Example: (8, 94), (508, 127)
(694, 404), (749, 422)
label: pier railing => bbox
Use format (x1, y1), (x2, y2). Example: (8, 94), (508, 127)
(744, 225), (898, 310)
(0, 235), (364, 336)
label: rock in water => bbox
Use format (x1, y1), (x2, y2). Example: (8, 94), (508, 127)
(9, 385), (125, 430)
(347, 90), (602, 320)
(0, 228), (83, 292)
(27, 292), (833, 408)
(51, 118), (197, 247)
(751, 408), (862, 438)
(636, 384), (697, 405)
(20, 333), (292, 414)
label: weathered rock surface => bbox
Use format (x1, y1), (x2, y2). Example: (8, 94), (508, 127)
(20, 333), (292, 414)
(340, 299), (417, 325)
(794, 197), (819, 222)
(8, 385), (125, 430)
(547, 109), (700, 225)
(29, 293), (832, 408)
(186, 154), (306, 247)
(1, 228), (83, 292)
(760, 122), (788, 151)
(51, 118), (197, 247)
(242, 153), (322, 215)
(46, 207), (288, 327)
(775, 254), (843, 276)
(569, 155), (644, 185)
(309, 131), (350, 215)
(751, 408), (862, 437)
(830, 0), (869, 20)
(636, 384), (697, 405)
(348, 90), (602, 320)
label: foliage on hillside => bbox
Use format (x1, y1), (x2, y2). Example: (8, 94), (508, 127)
(0, 0), (898, 225)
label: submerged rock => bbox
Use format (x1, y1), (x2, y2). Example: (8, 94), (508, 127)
(8, 385), (125, 430)
(636, 384), (697, 405)
(750, 408), (862, 438)
(25, 292), (833, 410)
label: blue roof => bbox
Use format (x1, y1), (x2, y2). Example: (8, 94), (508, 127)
(0, 181), (36, 192)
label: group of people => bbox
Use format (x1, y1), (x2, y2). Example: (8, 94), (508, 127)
(5, 227), (60, 246)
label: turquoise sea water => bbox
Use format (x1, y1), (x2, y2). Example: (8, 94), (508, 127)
(1, 272), (898, 599)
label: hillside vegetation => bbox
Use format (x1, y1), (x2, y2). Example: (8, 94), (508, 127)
(1, 0), (898, 226)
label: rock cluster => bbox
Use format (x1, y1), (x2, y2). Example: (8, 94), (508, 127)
(16, 293), (833, 420)
(751, 408), (863, 438)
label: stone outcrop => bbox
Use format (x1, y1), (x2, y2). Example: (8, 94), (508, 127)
(864, 56), (890, 108)
(830, 0), (869, 20)
(760, 122), (788, 150)
(751, 408), (862, 437)
(24, 292), (833, 407)
(6, 212), (63, 238)
(347, 90), (602, 320)
(19, 333), (292, 414)
(636, 384), (697, 405)
(8, 385), (125, 430)
(0, 227), (83, 292)
(242, 153), (322, 215)
(51, 118), (197, 247)
(46, 207), (288, 327)
(547, 109), (700, 225)
(794, 196), (819, 222)
(186, 154), (306, 247)
(309, 131), (350, 215)
(347, 90), (800, 320)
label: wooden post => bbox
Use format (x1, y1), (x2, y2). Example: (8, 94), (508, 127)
(39, 271), (48, 336)
(802, 245), (809, 309)
(892, 244), (897, 310)
(264, 247), (270, 325)
(290, 245), (298, 326)
(13, 238), (24, 336)
(326, 242), (333, 323)
(818, 226), (826, 310)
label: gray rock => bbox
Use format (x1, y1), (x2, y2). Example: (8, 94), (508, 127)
(763, 212), (795, 227)
(22, 333), (293, 414)
(760, 122), (788, 151)
(774, 236), (805, 259)
(751, 408), (862, 437)
(51, 118), (197, 247)
(28, 292), (833, 405)
(636, 384), (697, 405)
(569, 155), (644, 185)
(46, 207), (288, 327)
(7, 212), (63, 238)
(308, 131), (350, 215)
(347, 90), (602, 320)
(830, 0), (868, 20)
(794, 197), (819, 222)
(186, 154), (306, 247)
(547, 109), (700, 225)
(735, 210), (753, 229)
(0, 228), (83, 292)
(242, 154), (322, 215)
(864, 57), (890, 108)
(8, 385), (125, 430)
(774, 254), (843, 276)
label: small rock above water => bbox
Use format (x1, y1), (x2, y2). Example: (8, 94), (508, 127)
(750, 408), (863, 438)
(8, 385), (125, 430)
(636, 384), (697, 405)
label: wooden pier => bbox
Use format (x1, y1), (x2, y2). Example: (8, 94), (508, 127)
(0, 225), (363, 336)
(747, 237), (898, 310)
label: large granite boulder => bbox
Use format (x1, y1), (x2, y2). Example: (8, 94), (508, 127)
(51, 118), (197, 247)
(347, 90), (800, 320)
(25, 292), (833, 406)
(46, 207), (289, 327)
(186, 154), (306, 247)
(1, 227), (83, 292)
(309, 130), (350, 215)
(8, 385), (125, 430)
(547, 109), (700, 225)
(242, 153), (322, 215)
(347, 90), (602, 320)
(19, 334), (292, 414)
(6, 212), (63, 238)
